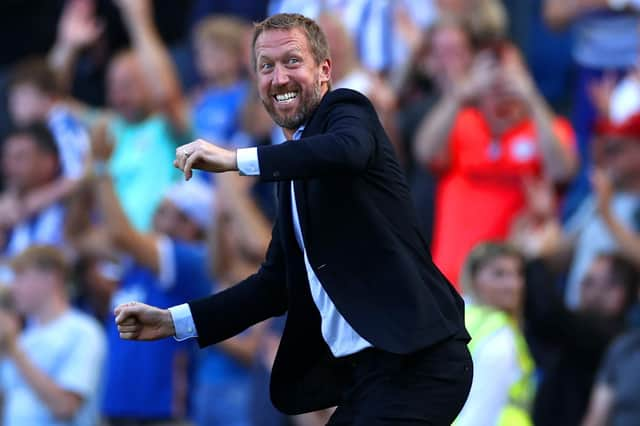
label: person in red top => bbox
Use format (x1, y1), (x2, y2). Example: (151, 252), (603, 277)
(414, 43), (577, 289)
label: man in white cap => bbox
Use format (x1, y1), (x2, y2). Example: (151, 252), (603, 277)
(91, 143), (213, 424)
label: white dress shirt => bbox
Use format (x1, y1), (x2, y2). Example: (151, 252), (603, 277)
(170, 129), (372, 357)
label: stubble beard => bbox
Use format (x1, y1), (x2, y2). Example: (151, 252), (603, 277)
(263, 80), (324, 131)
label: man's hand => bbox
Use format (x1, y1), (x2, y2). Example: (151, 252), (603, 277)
(174, 139), (238, 180)
(114, 302), (175, 341)
(90, 119), (115, 163)
(56, 0), (103, 52)
(453, 52), (499, 103)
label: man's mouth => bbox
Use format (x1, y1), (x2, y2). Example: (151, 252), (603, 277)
(273, 91), (298, 104)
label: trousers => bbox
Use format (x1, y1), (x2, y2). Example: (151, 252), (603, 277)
(327, 338), (473, 425)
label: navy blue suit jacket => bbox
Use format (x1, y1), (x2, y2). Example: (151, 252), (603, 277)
(188, 88), (469, 414)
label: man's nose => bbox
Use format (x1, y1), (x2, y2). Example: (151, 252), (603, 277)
(272, 64), (290, 86)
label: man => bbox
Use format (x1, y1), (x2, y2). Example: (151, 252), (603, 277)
(523, 252), (638, 426)
(115, 13), (472, 425)
(0, 125), (65, 259)
(50, 0), (189, 231)
(0, 245), (106, 426)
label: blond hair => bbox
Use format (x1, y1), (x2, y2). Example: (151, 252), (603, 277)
(251, 13), (330, 71)
(11, 245), (69, 281)
(194, 15), (250, 53)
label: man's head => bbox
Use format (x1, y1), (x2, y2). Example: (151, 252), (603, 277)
(593, 113), (640, 190)
(579, 253), (639, 319)
(106, 51), (151, 123)
(423, 17), (475, 91)
(8, 57), (59, 126)
(193, 15), (249, 85)
(2, 124), (59, 193)
(152, 180), (214, 242)
(252, 13), (331, 131)
(462, 242), (525, 316)
(10, 245), (69, 316)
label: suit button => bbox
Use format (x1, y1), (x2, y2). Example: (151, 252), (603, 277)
(273, 171), (280, 177)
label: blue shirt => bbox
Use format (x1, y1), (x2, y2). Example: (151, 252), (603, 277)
(102, 238), (211, 419)
(192, 81), (249, 146)
(47, 106), (90, 179)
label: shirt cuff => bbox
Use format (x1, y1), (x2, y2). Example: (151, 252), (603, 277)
(169, 303), (198, 341)
(236, 147), (260, 176)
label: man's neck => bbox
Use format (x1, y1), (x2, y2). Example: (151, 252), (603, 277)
(34, 296), (68, 326)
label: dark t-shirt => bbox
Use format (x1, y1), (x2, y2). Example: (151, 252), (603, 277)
(597, 330), (640, 426)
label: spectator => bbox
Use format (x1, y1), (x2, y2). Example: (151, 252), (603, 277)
(396, 17), (476, 243)
(316, 12), (399, 157)
(50, 0), (190, 231)
(413, 44), (577, 288)
(191, 15), (252, 147)
(523, 252), (638, 426)
(269, 0), (438, 75)
(79, 124), (211, 424)
(560, 113), (640, 307)
(582, 306), (640, 426)
(456, 242), (535, 426)
(6, 57), (90, 225)
(0, 245), (106, 426)
(0, 125), (66, 261)
(191, 173), (270, 426)
(544, 0), (640, 217)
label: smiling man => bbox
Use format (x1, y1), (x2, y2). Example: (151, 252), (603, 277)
(113, 13), (472, 425)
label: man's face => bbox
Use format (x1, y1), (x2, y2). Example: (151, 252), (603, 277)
(8, 83), (49, 126)
(11, 268), (55, 316)
(2, 134), (43, 191)
(598, 137), (640, 188)
(152, 199), (200, 242)
(107, 54), (149, 122)
(580, 257), (627, 318)
(254, 28), (331, 131)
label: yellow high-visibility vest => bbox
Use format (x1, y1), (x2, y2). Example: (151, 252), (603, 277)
(462, 304), (536, 426)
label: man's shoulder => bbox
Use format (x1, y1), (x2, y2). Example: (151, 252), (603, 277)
(320, 88), (374, 110)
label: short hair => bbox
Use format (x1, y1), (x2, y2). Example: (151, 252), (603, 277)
(251, 13), (330, 71)
(7, 123), (59, 160)
(11, 245), (70, 281)
(193, 15), (249, 53)
(460, 241), (524, 298)
(597, 252), (640, 310)
(9, 57), (60, 96)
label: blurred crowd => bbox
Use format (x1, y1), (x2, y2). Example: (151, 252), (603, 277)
(0, 0), (639, 425)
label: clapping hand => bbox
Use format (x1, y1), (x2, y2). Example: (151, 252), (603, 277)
(0, 309), (20, 356)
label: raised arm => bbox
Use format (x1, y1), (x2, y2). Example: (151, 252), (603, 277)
(592, 168), (640, 267)
(90, 122), (161, 272)
(115, 0), (189, 134)
(413, 53), (497, 167)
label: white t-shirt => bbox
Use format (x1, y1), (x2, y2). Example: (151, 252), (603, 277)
(0, 309), (106, 426)
(456, 326), (521, 426)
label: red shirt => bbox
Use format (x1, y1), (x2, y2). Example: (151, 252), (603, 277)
(430, 108), (575, 290)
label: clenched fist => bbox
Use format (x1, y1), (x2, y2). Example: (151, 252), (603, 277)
(114, 302), (175, 341)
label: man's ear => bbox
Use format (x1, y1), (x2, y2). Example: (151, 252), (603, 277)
(320, 58), (331, 84)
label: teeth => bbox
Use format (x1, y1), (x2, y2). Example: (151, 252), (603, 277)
(275, 92), (297, 102)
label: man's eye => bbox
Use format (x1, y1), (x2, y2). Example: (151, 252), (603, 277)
(288, 57), (300, 64)
(260, 63), (273, 71)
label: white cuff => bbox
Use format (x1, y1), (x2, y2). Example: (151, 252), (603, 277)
(168, 303), (198, 341)
(236, 147), (260, 176)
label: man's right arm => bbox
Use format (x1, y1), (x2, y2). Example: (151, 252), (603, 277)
(116, 220), (288, 347)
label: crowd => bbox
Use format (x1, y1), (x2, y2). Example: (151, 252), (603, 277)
(0, 0), (639, 425)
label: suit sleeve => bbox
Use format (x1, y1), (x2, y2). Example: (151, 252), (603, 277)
(188, 219), (288, 348)
(257, 100), (376, 181)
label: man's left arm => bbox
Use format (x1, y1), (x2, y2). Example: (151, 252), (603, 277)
(174, 99), (376, 181)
